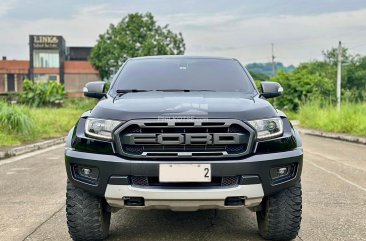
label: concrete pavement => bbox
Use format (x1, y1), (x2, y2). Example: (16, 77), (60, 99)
(0, 134), (365, 241)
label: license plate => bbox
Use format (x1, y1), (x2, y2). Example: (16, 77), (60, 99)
(159, 164), (211, 182)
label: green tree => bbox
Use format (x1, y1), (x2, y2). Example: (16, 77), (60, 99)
(248, 70), (270, 81)
(272, 65), (335, 111)
(90, 12), (186, 80)
(269, 46), (366, 111)
(319, 47), (365, 102)
(246, 62), (295, 77)
(343, 55), (366, 101)
(322, 46), (351, 65)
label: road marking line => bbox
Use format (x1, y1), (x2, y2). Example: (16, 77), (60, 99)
(307, 160), (366, 192)
(305, 150), (366, 172)
(0, 144), (65, 167)
(22, 204), (65, 241)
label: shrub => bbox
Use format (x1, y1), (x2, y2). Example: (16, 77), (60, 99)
(0, 99), (96, 147)
(298, 101), (366, 136)
(271, 64), (335, 111)
(20, 80), (66, 107)
(0, 101), (34, 135)
(64, 98), (97, 110)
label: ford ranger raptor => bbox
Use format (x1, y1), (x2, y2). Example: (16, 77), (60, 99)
(65, 56), (302, 241)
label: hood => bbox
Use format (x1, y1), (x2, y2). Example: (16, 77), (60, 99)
(90, 92), (278, 121)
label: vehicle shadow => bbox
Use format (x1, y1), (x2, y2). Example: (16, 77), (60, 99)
(108, 208), (263, 241)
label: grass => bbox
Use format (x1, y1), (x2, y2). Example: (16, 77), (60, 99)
(297, 101), (366, 136)
(0, 102), (34, 134)
(0, 98), (96, 148)
(281, 110), (298, 120)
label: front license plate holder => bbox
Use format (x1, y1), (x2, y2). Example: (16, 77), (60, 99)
(159, 164), (211, 182)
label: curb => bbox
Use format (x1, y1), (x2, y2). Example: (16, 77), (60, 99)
(296, 127), (366, 145)
(0, 137), (66, 160)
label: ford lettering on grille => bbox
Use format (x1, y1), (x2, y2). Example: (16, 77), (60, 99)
(113, 119), (255, 159)
(122, 133), (248, 145)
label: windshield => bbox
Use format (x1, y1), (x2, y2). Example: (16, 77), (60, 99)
(110, 57), (255, 94)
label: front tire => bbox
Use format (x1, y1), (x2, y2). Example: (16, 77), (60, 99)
(66, 180), (111, 241)
(256, 180), (302, 241)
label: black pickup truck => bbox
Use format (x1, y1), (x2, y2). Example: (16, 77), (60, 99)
(65, 56), (302, 241)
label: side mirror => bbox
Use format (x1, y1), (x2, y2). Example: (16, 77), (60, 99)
(83, 81), (106, 99)
(260, 81), (283, 98)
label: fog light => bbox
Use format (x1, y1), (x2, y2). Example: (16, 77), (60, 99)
(78, 166), (99, 180)
(72, 165), (99, 184)
(81, 168), (91, 176)
(270, 165), (293, 180)
(277, 167), (288, 175)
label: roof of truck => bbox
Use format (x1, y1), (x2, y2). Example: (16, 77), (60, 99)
(130, 55), (236, 61)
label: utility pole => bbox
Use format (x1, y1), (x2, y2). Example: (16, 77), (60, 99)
(336, 41), (342, 110)
(271, 43), (276, 77)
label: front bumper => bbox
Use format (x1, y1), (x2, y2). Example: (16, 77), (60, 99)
(105, 184), (264, 211)
(65, 148), (303, 210)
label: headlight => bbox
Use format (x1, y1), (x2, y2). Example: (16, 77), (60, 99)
(85, 118), (122, 140)
(248, 118), (283, 140)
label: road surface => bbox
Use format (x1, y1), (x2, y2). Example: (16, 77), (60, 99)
(0, 134), (365, 241)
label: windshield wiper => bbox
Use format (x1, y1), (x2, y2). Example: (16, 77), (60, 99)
(155, 89), (216, 92)
(114, 89), (216, 101)
(113, 89), (152, 103)
(116, 89), (151, 94)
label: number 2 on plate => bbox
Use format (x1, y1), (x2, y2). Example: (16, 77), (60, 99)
(204, 168), (210, 178)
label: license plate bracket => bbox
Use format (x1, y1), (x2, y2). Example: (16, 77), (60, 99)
(159, 164), (211, 182)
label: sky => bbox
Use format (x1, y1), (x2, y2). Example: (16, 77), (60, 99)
(1, 0), (366, 66)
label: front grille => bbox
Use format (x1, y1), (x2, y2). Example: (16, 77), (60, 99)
(221, 176), (240, 186)
(114, 119), (254, 159)
(130, 176), (239, 188)
(131, 176), (149, 186)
